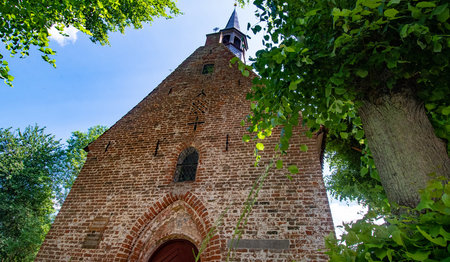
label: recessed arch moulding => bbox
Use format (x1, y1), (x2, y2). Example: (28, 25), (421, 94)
(119, 193), (220, 261)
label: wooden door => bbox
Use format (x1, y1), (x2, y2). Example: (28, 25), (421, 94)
(149, 239), (199, 262)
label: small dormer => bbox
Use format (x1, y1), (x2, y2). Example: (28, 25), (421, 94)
(205, 8), (248, 62)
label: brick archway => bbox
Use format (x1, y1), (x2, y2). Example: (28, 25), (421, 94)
(114, 192), (221, 262)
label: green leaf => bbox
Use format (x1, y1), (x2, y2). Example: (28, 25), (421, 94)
(442, 193), (450, 207)
(387, 249), (393, 262)
(437, 8), (449, 22)
(300, 144), (308, 152)
(289, 81), (298, 90)
(406, 251), (430, 261)
(392, 230), (404, 246)
(438, 226), (450, 241)
(256, 143), (264, 151)
(384, 8), (399, 18)
(242, 134), (251, 142)
(340, 132), (349, 139)
(442, 106), (450, 115)
(400, 24), (409, 38)
(230, 56), (240, 65)
(417, 40), (427, 49)
(325, 87), (331, 97)
(387, 0), (400, 6)
(285, 46), (295, 52)
(330, 76), (344, 85)
(242, 70), (250, 77)
(433, 41), (442, 52)
(335, 88), (346, 95)
(276, 159), (283, 169)
(425, 103), (436, 110)
(417, 226), (447, 247)
(416, 2), (436, 8)
(257, 132), (266, 139)
(360, 167), (369, 177)
(356, 69), (368, 78)
(362, 0), (382, 9)
(288, 165), (299, 174)
(355, 130), (364, 140)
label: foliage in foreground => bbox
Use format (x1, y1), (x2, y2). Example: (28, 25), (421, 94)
(234, 0), (449, 259)
(0, 125), (106, 261)
(326, 178), (450, 262)
(0, 126), (64, 260)
(238, 0), (449, 203)
(0, 0), (180, 86)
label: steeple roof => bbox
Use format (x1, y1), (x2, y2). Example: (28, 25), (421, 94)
(224, 9), (240, 30)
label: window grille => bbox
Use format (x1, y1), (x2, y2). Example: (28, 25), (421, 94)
(174, 147), (198, 182)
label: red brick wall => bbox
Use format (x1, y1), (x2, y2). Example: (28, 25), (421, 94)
(36, 43), (333, 261)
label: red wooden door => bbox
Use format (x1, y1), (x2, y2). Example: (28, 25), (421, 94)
(149, 239), (199, 262)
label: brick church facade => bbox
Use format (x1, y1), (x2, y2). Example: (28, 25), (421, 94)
(37, 9), (333, 261)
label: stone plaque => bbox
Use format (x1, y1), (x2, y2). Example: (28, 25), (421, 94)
(227, 239), (290, 250)
(89, 217), (109, 231)
(82, 232), (103, 249)
(82, 217), (109, 249)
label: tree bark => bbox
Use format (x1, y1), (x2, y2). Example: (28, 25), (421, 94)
(358, 90), (450, 208)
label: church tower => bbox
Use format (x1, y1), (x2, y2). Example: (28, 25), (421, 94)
(37, 10), (333, 262)
(206, 8), (248, 62)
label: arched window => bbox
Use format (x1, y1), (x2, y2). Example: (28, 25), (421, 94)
(222, 35), (230, 44)
(174, 147), (198, 182)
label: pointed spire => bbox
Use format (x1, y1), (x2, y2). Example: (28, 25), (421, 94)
(225, 8), (240, 30)
(204, 6), (248, 62)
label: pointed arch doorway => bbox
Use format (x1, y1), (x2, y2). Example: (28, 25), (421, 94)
(148, 239), (200, 262)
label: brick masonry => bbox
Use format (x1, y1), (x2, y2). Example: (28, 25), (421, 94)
(36, 36), (334, 261)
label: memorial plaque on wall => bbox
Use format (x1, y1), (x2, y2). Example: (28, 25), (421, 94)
(82, 217), (109, 249)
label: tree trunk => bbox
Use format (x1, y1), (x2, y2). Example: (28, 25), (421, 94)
(358, 90), (450, 208)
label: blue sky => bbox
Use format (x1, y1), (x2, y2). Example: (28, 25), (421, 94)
(1, 0), (262, 140)
(0, 0), (365, 234)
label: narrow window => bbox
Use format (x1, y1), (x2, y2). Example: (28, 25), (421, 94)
(222, 35), (230, 44)
(202, 64), (214, 74)
(174, 147), (199, 182)
(233, 37), (241, 49)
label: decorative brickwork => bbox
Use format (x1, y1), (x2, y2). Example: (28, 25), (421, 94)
(36, 32), (333, 261)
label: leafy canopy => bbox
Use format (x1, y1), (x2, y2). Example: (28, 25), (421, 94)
(0, 125), (65, 261)
(238, 0), (449, 208)
(0, 0), (180, 86)
(326, 178), (450, 262)
(235, 0), (449, 260)
(0, 125), (107, 261)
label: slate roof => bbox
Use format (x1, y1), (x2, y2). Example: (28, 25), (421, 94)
(224, 9), (240, 30)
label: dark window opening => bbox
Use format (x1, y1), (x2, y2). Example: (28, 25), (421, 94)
(222, 35), (230, 44)
(174, 147), (199, 182)
(233, 37), (241, 49)
(202, 64), (214, 74)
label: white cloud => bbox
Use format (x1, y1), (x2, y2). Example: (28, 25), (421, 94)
(329, 199), (368, 238)
(48, 26), (79, 46)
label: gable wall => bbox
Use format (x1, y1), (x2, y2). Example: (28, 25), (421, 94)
(36, 43), (333, 262)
